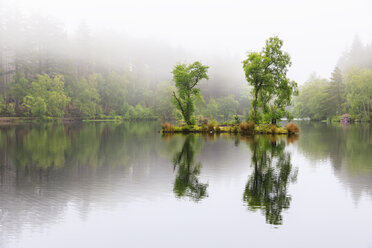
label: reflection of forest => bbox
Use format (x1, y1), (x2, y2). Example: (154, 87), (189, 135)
(0, 122), (173, 239)
(243, 135), (298, 225)
(0, 126), (251, 241)
(0, 122), (160, 170)
(296, 122), (372, 201)
(171, 135), (208, 202)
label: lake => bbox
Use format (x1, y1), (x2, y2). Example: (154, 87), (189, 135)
(0, 121), (371, 248)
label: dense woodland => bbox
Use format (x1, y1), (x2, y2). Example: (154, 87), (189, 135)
(0, 11), (249, 122)
(293, 36), (372, 122)
(1, 10), (371, 123)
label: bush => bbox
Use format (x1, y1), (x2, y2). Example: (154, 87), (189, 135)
(200, 125), (208, 132)
(286, 122), (300, 134)
(161, 123), (174, 132)
(269, 124), (276, 133)
(239, 122), (249, 134)
(247, 121), (255, 130)
(207, 123), (214, 133)
(182, 125), (191, 132)
(239, 121), (255, 134)
(215, 125), (221, 133)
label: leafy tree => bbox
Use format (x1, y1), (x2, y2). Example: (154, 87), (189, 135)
(153, 81), (176, 121)
(7, 73), (29, 112)
(237, 86), (251, 117)
(0, 95), (6, 114)
(242, 37), (296, 123)
(325, 67), (345, 116)
(294, 68), (371, 121)
(172, 61), (209, 125)
(216, 95), (239, 121)
(23, 74), (69, 117)
(73, 74), (102, 118)
(97, 72), (128, 114)
(293, 74), (330, 120)
(345, 68), (372, 121)
(204, 98), (218, 120)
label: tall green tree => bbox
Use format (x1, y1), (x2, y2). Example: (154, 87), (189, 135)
(345, 68), (372, 121)
(7, 73), (29, 113)
(242, 37), (296, 123)
(326, 67), (345, 115)
(216, 95), (239, 121)
(73, 74), (102, 118)
(23, 74), (69, 117)
(293, 74), (330, 120)
(171, 61), (209, 125)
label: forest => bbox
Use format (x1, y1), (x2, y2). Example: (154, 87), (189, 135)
(293, 37), (372, 122)
(1, 11), (371, 123)
(0, 11), (249, 122)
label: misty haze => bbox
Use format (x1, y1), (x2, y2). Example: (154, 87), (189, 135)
(0, 0), (372, 247)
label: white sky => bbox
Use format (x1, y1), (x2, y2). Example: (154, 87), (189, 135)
(3, 0), (372, 83)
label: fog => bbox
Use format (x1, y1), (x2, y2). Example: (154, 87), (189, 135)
(1, 0), (372, 87)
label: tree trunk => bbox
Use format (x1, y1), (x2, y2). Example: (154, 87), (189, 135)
(253, 89), (258, 121)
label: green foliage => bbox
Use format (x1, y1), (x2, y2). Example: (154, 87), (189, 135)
(0, 96), (6, 113)
(293, 68), (372, 122)
(172, 61), (209, 125)
(204, 98), (218, 120)
(293, 74), (331, 120)
(23, 74), (69, 118)
(72, 74), (102, 118)
(345, 68), (372, 121)
(326, 67), (345, 116)
(98, 73), (128, 114)
(234, 115), (241, 124)
(31, 97), (47, 117)
(8, 73), (29, 113)
(216, 95), (239, 121)
(242, 37), (297, 124)
(153, 81), (176, 121)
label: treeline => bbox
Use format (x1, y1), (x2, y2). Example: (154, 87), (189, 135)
(1, 71), (249, 121)
(293, 37), (372, 122)
(0, 10), (248, 120)
(1, 73), (174, 119)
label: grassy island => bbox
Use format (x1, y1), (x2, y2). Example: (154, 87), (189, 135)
(164, 38), (300, 137)
(162, 122), (299, 135)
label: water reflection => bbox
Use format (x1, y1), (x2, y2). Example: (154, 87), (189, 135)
(172, 135), (208, 202)
(243, 135), (298, 225)
(0, 121), (371, 246)
(0, 122), (168, 239)
(296, 122), (372, 201)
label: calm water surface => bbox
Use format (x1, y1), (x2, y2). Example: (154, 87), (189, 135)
(0, 122), (371, 248)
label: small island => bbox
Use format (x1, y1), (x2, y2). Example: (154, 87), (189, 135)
(161, 122), (299, 135)
(163, 37), (299, 136)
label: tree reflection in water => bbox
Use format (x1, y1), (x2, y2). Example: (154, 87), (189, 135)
(172, 135), (208, 202)
(243, 135), (298, 225)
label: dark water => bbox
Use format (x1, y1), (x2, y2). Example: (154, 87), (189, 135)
(0, 122), (371, 248)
